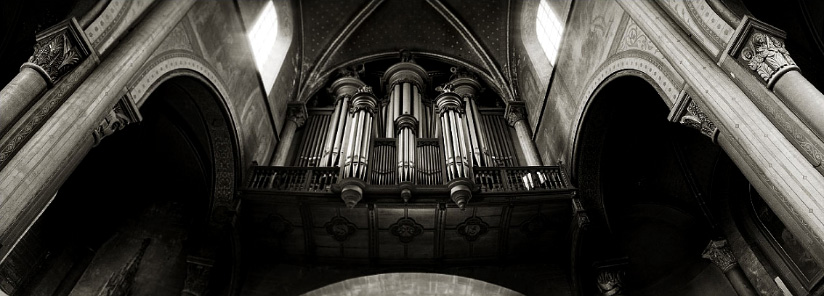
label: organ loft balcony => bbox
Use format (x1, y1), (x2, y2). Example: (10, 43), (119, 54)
(240, 56), (578, 265)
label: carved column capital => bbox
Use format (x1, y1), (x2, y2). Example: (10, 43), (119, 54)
(21, 18), (92, 85)
(594, 259), (627, 296)
(669, 91), (719, 142)
(729, 17), (799, 89)
(702, 239), (738, 272)
(286, 102), (308, 128)
(572, 198), (591, 228)
(505, 101), (527, 127)
(92, 93), (142, 146)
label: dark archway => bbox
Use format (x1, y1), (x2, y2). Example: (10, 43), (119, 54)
(573, 74), (738, 296)
(0, 76), (241, 295)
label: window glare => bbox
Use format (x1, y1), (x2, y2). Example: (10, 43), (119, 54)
(536, 0), (563, 65)
(249, 1), (278, 94)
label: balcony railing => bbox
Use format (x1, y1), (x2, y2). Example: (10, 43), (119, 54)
(245, 165), (569, 193)
(246, 166), (339, 192)
(473, 166), (567, 192)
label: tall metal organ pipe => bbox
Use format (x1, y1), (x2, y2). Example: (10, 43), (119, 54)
(436, 85), (473, 209)
(381, 62), (428, 201)
(338, 86), (378, 208)
(321, 76), (365, 167)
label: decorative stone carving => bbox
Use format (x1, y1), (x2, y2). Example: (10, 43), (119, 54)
(263, 214), (293, 238)
(505, 101), (527, 127)
(670, 92), (719, 142)
(286, 102), (308, 128)
(182, 256), (214, 296)
(456, 216), (489, 241)
(92, 94), (142, 146)
(325, 216), (357, 242)
(742, 33), (797, 87)
(21, 18), (91, 85)
(730, 17), (799, 88)
(596, 269), (625, 296)
(702, 239), (737, 272)
(389, 217), (424, 243)
(520, 213), (549, 236)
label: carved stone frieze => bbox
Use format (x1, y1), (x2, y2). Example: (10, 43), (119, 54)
(92, 94), (142, 146)
(670, 91), (719, 142)
(389, 217), (423, 243)
(286, 102), (308, 128)
(325, 216), (357, 242)
(505, 101), (527, 127)
(702, 239), (737, 272)
(22, 18), (91, 85)
(456, 216), (489, 242)
(729, 17), (799, 88)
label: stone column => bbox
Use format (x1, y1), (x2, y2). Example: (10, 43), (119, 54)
(702, 239), (757, 296)
(0, 0), (196, 262)
(436, 85), (473, 209)
(270, 103), (307, 166)
(729, 19), (824, 142)
(617, 0), (824, 263)
(339, 86), (378, 208)
(505, 101), (542, 166)
(0, 18), (91, 132)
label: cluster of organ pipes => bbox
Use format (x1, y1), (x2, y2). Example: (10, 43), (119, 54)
(294, 61), (526, 208)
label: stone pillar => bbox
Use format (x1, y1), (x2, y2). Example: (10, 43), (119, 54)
(319, 75), (364, 167)
(270, 103), (307, 166)
(702, 239), (757, 296)
(0, 18), (91, 132)
(505, 101), (542, 166)
(0, 0), (196, 262)
(729, 18), (824, 142)
(382, 61), (428, 187)
(436, 85), (473, 209)
(339, 86), (378, 208)
(617, 0), (824, 263)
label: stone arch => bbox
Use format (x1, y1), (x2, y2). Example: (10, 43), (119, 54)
(127, 50), (243, 217)
(302, 273), (524, 296)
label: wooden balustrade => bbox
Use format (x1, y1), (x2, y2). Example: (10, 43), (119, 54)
(246, 166), (339, 192)
(246, 165), (569, 193)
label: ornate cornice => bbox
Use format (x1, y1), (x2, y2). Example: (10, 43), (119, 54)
(349, 86), (378, 115)
(21, 18), (92, 86)
(328, 76), (366, 102)
(435, 90), (464, 114)
(448, 67), (482, 99)
(702, 239), (737, 272)
(92, 93), (142, 146)
(728, 16), (798, 89)
(504, 101), (526, 127)
(394, 114), (419, 135)
(286, 102), (308, 128)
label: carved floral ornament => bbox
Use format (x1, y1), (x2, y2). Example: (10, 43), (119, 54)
(505, 101), (527, 126)
(325, 216), (357, 242)
(287, 103), (308, 127)
(702, 239), (738, 272)
(739, 31), (798, 88)
(22, 18), (91, 85)
(389, 217), (424, 243)
(92, 95), (142, 146)
(456, 216), (489, 242)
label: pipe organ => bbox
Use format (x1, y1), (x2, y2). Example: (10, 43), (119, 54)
(287, 61), (530, 208)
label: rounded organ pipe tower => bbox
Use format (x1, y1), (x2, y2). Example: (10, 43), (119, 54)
(339, 85), (378, 208)
(381, 62), (428, 200)
(321, 76), (365, 168)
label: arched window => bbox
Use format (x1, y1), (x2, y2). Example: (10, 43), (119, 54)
(536, 0), (564, 65)
(248, 1), (279, 95)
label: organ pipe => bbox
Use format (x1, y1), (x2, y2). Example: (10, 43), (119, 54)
(323, 76), (365, 167)
(339, 85), (377, 208)
(436, 86), (473, 208)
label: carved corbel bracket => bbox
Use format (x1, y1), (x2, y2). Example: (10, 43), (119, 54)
(505, 101), (527, 127)
(286, 102), (308, 128)
(21, 18), (93, 86)
(727, 16), (798, 89)
(92, 93), (142, 146)
(669, 88), (720, 143)
(702, 239), (738, 272)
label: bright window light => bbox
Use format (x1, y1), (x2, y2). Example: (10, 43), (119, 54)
(248, 1), (278, 95)
(536, 0), (564, 65)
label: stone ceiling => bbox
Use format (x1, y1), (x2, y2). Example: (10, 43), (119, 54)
(296, 0), (515, 102)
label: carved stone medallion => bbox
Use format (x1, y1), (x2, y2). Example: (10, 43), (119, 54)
(456, 216), (489, 242)
(325, 216), (357, 242)
(389, 217), (424, 243)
